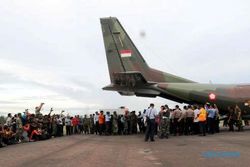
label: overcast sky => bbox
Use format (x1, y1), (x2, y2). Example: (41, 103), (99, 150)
(0, 0), (250, 115)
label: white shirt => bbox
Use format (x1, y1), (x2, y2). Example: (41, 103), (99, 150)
(57, 117), (63, 125)
(6, 117), (12, 126)
(194, 109), (200, 122)
(145, 107), (157, 119)
(105, 114), (111, 122)
(138, 114), (143, 119)
(65, 118), (71, 126)
(94, 115), (99, 123)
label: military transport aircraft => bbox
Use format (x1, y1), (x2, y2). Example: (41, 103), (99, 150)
(100, 17), (250, 118)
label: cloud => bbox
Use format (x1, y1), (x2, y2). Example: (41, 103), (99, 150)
(0, 58), (102, 114)
(0, 0), (250, 115)
(0, 58), (94, 93)
(0, 101), (20, 104)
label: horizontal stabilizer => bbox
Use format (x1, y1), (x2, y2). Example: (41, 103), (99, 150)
(111, 71), (156, 87)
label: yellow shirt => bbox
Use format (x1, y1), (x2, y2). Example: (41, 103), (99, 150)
(198, 108), (207, 122)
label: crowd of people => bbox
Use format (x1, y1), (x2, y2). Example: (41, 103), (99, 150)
(0, 102), (247, 147)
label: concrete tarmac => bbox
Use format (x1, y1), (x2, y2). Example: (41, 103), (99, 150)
(0, 131), (250, 167)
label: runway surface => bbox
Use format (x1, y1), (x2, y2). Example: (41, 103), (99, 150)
(0, 131), (250, 167)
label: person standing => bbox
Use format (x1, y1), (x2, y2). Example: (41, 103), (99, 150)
(94, 112), (99, 135)
(98, 111), (105, 135)
(126, 111), (131, 135)
(169, 109), (174, 134)
(15, 113), (23, 143)
(56, 115), (64, 137)
(207, 104), (216, 134)
(130, 111), (137, 134)
(198, 106), (207, 136)
(65, 116), (72, 135)
(124, 111), (130, 135)
(173, 105), (181, 136)
(235, 105), (243, 131)
(112, 111), (118, 135)
(213, 104), (220, 133)
(178, 106), (187, 135)
(158, 106), (165, 138)
(5, 113), (12, 127)
(185, 105), (194, 135)
(193, 106), (200, 134)
(89, 114), (95, 134)
(145, 103), (157, 142)
(159, 106), (170, 139)
(228, 106), (236, 132)
(83, 115), (89, 134)
(120, 115), (125, 135)
(105, 112), (111, 135)
(137, 111), (143, 133)
(78, 116), (84, 134)
(72, 116), (79, 134)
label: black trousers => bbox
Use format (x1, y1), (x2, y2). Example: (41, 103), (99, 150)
(179, 119), (185, 135)
(138, 119), (143, 133)
(95, 122), (99, 135)
(99, 124), (105, 135)
(170, 119), (174, 134)
(173, 118), (180, 135)
(185, 117), (193, 135)
(56, 125), (63, 137)
(66, 125), (71, 135)
(228, 119), (235, 131)
(193, 122), (200, 134)
(105, 121), (111, 135)
(208, 117), (215, 134)
(145, 119), (155, 141)
(199, 121), (206, 136)
(215, 118), (220, 133)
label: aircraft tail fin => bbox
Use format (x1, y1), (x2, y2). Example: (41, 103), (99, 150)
(100, 17), (150, 83)
(100, 17), (195, 84)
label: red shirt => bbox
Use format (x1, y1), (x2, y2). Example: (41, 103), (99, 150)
(72, 117), (79, 126)
(99, 114), (105, 125)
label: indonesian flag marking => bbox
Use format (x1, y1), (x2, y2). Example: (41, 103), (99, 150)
(120, 50), (132, 57)
(209, 93), (216, 101)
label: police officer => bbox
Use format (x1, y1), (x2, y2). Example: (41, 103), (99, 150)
(178, 106), (187, 135)
(145, 103), (157, 142)
(185, 105), (194, 135)
(173, 105), (181, 136)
